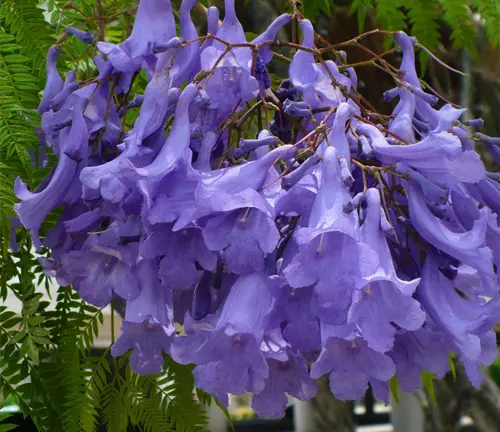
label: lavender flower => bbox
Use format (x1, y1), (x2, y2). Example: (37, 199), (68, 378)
(19, 0), (500, 414)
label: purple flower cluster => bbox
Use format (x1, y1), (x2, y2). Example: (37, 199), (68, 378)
(15, 0), (500, 418)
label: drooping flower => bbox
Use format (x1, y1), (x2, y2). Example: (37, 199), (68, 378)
(140, 225), (217, 289)
(169, 0), (200, 87)
(198, 0), (259, 114)
(251, 14), (291, 63)
(325, 102), (353, 161)
(388, 87), (416, 143)
(61, 228), (140, 307)
(202, 207), (280, 275)
(38, 46), (63, 114)
(97, 0), (176, 74)
(406, 179), (496, 293)
(81, 84), (197, 207)
(16, 0), (500, 413)
(59, 97), (88, 162)
(126, 59), (181, 144)
(358, 123), (485, 187)
(193, 144), (295, 218)
(347, 188), (425, 353)
(252, 330), (318, 418)
(417, 253), (500, 367)
(289, 20), (349, 109)
(390, 328), (451, 392)
(14, 127), (86, 248)
(124, 259), (175, 328)
(310, 323), (395, 400)
(65, 27), (94, 44)
(283, 148), (378, 323)
(119, 84), (199, 198)
(268, 284), (321, 352)
(394, 32), (466, 133)
(190, 6), (220, 80)
(172, 273), (278, 399)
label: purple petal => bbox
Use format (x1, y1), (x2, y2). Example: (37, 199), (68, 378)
(310, 333), (395, 400)
(203, 209), (280, 275)
(326, 103), (353, 162)
(15, 155), (78, 248)
(417, 255), (500, 364)
(122, 0), (175, 59)
(65, 27), (94, 44)
(308, 147), (356, 233)
(407, 180), (495, 293)
(112, 320), (171, 374)
(390, 328), (451, 392)
(61, 234), (140, 306)
(289, 20), (317, 93)
(125, 259), (175, 329)
(389, 88), (416, 143)
(252, 348), (318, 418)
(37, 46), (63, 114)
(358, 123), (485, 186)
(195, 145), (295, 215)
(63, 208), (104, 234)
(62, 97), (88, 161)
(170, 0), (200, 87)
(120, 84), (198, 192)
(251, 14), (291, 63)
(140, 227), (217, 289)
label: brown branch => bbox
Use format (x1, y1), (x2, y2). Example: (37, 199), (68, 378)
(96, 0), (105, 41)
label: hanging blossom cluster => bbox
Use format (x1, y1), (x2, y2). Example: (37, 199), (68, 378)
(14, 0), (500, 418)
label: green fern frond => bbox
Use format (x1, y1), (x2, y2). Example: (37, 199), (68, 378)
(0, 29), (42, 238)
(0, 0), (54, 82)
(439, 0), (477, 53)
(0, 234), (57, 432)
(78, 353), (112, 432)
(407, 0), (441, 51)
(474, 0), (500, 46)
(57, 303), (103, 431)
(102, 383), (128, 432)
(350, 0), (374, 32)
(124, 383), (175, 432)
(124, 358), (210, 432)
(29, 359), (65, 432)
(47, 0), (107, 76)
(301, 0), (332, 19)
(375, 0), (408, 31)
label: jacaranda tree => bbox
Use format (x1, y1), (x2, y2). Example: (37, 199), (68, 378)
(1, 0), (500, 431)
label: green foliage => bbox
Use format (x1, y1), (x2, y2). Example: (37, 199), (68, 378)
(124, 358), (210, 432)
(448, 352), (457, 381)
(0, 234), (55, 431)
(406, 0), (441, 52)
(374, 0), (407, 32)
(0, 0), (54, 82)
(388, 376), (400, 405)
(421, 371), (437, 403)
(306, 0), (500, 52)
(473, 0), (500, 47)
(0, 30), (41, 235)
(350, 0), (374, 32)
(302, 0), (332, 18)
(438, 0), (477, 54)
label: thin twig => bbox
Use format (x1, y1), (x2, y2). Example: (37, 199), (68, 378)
(96, 0), (105, 41)
(319, 29), (393, 52)
(417, 43), (467, 76)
